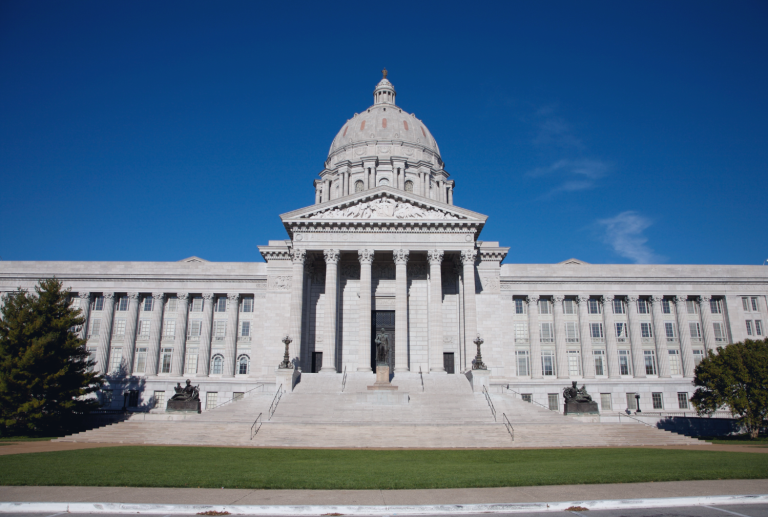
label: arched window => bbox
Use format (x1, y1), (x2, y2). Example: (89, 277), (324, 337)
(379, 178), (390, 186)
(238, 355), (250, 375)
(404, 180), (414, 192)
(354, 180), (364, 192)
(211, 355), (224, 375)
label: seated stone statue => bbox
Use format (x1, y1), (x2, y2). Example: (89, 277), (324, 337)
(171, 379), (200, 401)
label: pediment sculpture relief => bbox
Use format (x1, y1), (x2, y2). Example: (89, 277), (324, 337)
(306, 198), (462, 220)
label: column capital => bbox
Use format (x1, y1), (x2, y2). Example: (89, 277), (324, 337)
(127, 292), (140, 300)
(552, 295), (564, 304)
(323, 249), (340, 264)
(674, 295), (687, 304)
(394, 249), (409, 266)
(651, 295), (664, 303)
(227, 293), (240, 302)
(358, 249), (375, 265)
(202, 292), (214, 300)
(152, 292), (164, 300)
(103, 292), (115, 300)
(78, 292), (91, 300)
(177, 293), (189, 301)
(699, 295), (712, 304)
(290, 249), (307, 265)
(601, 295), (614, 305)
(527, 295), (540, 304)
(577, 295), (590, 304)
(427, 249), (444, 265)
(627, 295), (639, 303)
(460, 249), (477, 265)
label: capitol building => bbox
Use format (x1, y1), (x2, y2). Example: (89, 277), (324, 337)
(2, 73), (767, 423)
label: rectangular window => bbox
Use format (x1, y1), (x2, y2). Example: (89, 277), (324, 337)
(240, 321), (251, 337)
(615, 322), (628, 341)
(191, 297), (203, 312)
(214, 297), (227, 313)
(540, 322), (554, 343)
(542, 351), (555, 376)
(565, 321), (579, 343)
(686, 300), (699, 314)
(188, 320), (202, 339)
(163, 319), (176, 338)
(548, 393), (559, 411)
(101, 389), (113, 407)
(184, 348), (198, 375)
(117, 296), (129, 311)
(594, 349), (605, 376)
(644, 350), (658, 375)
(678, 392), (689, 409)
(233, 392), (244, 401)
(214, 320), (226, 340)
(752, 297), (759, 312)
(522, 394), (533, 403)
(90, 318), (101, 337)
(641, 322), (653, 338)
(160, 348), (172, 373)
(516, 350), (530, 376)
(756, 320), (764, 336)
(135, 347), (147, 373)
(514, 323), (528, 341)
(563, 299), (576, 315)
(128, 390), (139, 407)
(746, 320), (753, 336)
(539, 299), (551, 315)
(689, 322), (702, 340)
(514, 298), (526, 314)
(114, 319), (126, 337)
(142, 297), (153, 312)
(138, 320), (150, 339)
(668, 349), (681, 375)
(710, 298), (722, 314)
(588, 298), (601, 314)
(619, 350), (631, 376)
(166, 297), (178, 312)
(153, 391), (165, 408)
(626, 393), (637, 410)
(590, 322), (604, 341)
(665, 322), (676, 341)
(613, 298), (625, 314)
(637, 299), (650, 314)
(86, 347), (97, 372)
(241, 297), (254, 313)
(713, 322), (726, 342)
(652, 392), (663, 409)
(600, 393), (612, 411)
(693, 349), (705, 365)
(70, 298), (81, 310)
(742, 296), (750, 311)
(93, 295), (104, 311)
(205, 392), (218, 410)
(109, 347), (122, 375)
(662, 299), (672, 314)
(567, 350), (581, 376)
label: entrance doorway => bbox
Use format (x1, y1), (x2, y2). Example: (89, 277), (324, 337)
(371, 310), (395, 372)
(311, 352), (323, 373)
(443, 352), (455, 374)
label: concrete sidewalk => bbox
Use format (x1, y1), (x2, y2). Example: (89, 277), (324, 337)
(1, 479), (767, 506)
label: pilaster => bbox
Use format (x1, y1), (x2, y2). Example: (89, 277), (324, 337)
(288, 249), (306, 367)
(121, 292), (140, 376)
(145, 293), (165, 376)
(460, 249), (478, 358)
(198, 293), (215, 377)
(602, 296), (620, 379)
(675, 295), (695, 377)
(222, 293), (240, 377)
(428, 249), (445, 372)
(627, 295), (646, 379)
(527, 295), (542, 379)
(394, 249), (409, 372)
(699, 295), (715, 353)
(321, 249), (340, 373)
(357, 249), (374, 372)
(171, 293), (189, 376)
(651, 296), (671, 378)
(577, 295), (595, 378)
(96, 293), (115, 375)
(553, 295), (568, 378)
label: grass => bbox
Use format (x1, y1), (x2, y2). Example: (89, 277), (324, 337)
(0, 436), (57, 442)
(701, 435), (768, 445)
(0, 447), (767, 489)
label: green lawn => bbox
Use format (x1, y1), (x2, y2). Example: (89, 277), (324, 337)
(0, 447), (767, 489)
(700, 435), (768, 445)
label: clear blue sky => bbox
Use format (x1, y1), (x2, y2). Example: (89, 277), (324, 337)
(1, 1), (766, 265)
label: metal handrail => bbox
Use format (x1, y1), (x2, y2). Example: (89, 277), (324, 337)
(502, 413), (514, 441)
(504, 385), (559, 413)
(268, 384), (283, 420)
(482, 385), (497, 421)
(341, 365), (347, 392)
(250, 412), (263, 440)
(419, 366), (425, 391)
(206, 383), (265, 412)
(616, 412), (655, 427)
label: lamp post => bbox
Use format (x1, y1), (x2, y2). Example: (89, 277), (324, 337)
(472, 334), (487, 370)
(635, 393), (641, 414)
(279, 335), (292, 369)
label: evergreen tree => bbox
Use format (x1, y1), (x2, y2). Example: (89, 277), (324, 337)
(0, 279), (103, 436)
(691, 338), (768, 439)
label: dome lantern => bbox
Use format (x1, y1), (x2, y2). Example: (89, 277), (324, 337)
(373, 69), (396, 105)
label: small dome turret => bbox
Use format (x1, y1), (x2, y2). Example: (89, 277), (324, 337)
(373, 69), (396, 105)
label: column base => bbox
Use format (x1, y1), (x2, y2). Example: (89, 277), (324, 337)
(429, 368), (447, 374)
(357, 367), (373, 372)
(557, 375), (570, 379)
(608, 375), (621, 379)
(633, 374), (647, 379)
(319, 367), (337, 374)
(394, 367), (410, 373)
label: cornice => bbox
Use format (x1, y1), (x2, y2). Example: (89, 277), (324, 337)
(0, 274), (267, 286)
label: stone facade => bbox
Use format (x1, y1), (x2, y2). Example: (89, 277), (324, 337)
(1, 74), (767, 415)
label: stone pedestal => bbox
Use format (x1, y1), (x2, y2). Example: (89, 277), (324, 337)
(360, 365), (407, 404)
(276, 367), (300, 392)
(564, 400), (599, 415)
(166, 399), (201, 413)
(466, 368), (490, 393)
(368, 365), (397, 390)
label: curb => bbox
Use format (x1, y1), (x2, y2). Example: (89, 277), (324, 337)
(0, 494), (767, 515)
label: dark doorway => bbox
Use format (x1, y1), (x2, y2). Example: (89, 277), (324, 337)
(443, 352), (455, 374)
(311, 352), (323, 373)
(371, 310), (395, 372)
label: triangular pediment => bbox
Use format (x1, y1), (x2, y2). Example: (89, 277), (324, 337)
(280, 186), (487, 223)
(559, 258), (589, 265)
(179, 256), (209, 263)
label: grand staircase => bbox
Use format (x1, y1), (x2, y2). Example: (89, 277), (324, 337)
(55, 373), (705, 448)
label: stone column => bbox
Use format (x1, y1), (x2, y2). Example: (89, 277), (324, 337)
(627, 295), (645, 378)
(321, 249), (340, 373)
(699, 295), (716, 353)
(650, 295), (671, 378)
(602, 296), (620, 379)
(121, 292), (140, 376)
(577, 295), (595, 378)
(77, 292), (91, 341)
(288, 249), (306, 365)
(675, 296), (696, 377)
(171, 293), (189, 376)
(436, 180), (443, 202)
(553, 295), (568, 378)
(460, 249), (478, 351)
(428, 249), (445, 372)
(365, 167), (370, 190)
(448, 186), (453, 205)
(222, 293), (240, 377)
(198, 293), (215, 377)
(527, 295), (542, 379)
(145, 293), (165, 376)
(357, 249), (374, 372)
(394, 249), (409, 372)
(96, 293), (115, 375)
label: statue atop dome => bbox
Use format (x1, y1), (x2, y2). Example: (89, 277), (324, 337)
(382, 68), (387, 79)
